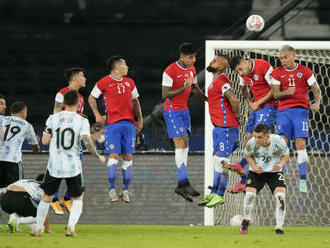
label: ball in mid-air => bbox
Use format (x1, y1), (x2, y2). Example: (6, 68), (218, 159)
(246, 15), (265, 32)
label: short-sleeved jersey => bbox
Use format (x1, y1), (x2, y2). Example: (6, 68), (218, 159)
(45, 111), (90, 178)
(55, 86), (85, 114)
(9, 179), (42, 202)
(162, 61), (197, 111)
(271, 64), (316, 110)
(91, 75), (139, 125)
(0, 116), (38, 163)
(207, 73), (239, 127)
(244, 134), (289, 173)
(240, 59), (274, 108)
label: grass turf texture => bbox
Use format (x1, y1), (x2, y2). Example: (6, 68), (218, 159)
(0, 225), (329, 248)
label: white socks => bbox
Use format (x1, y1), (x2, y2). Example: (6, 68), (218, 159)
(243, 191), (256, 221)
(275, 192), (286, 230)
(36, 200), (50, 230)
(175, 149), (185, 168)
(67, 200), (83, 232)
(182, 148), (189, 167)
(17, 216), (36, 225)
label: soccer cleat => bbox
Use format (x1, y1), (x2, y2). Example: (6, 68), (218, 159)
(122, 190), (130, 203)
(198, 193), (217, 206)
(299, 179), (307, 193)
(240, 219), (250, 235)
(205, 195), (225, 208)
(184, 184), (200, 197)
(225, 163), (245, 175)
(7, 214), (18, 233)
(50, 200), (64, 215)
(108, 189), (118, 202)
(30, 228), (43, 237)
(65, 227), (77, 237)
(174, 186), (193, 202)
(60, 199), (72, 212)
(275, 229), (284, 235)
(227, 182), (246, 194)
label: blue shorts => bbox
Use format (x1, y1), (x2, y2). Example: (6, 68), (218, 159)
(246, 105), (277, 133)
(213, 126), (239, 157)
(276, 107), (309, 140)
(104, 120), (136, 154)
(163, 109), (191, 139)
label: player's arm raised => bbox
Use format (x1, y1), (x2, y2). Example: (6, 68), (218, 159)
(81, 134), (105, 164)
(310, 82), (321, 111)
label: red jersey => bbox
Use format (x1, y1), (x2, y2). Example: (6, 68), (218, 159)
(271, 64), (315, 110)
(91, 75), (139, 125)
(207, 73), (239, 127)
(162, 61), (197, 111)
(240, 59), (274, 108)
(55, 86), (84, 114)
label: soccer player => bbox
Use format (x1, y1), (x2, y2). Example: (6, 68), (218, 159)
(227, 56), (276, 193)
(0, 101), (39, 190)
(198, 55), (241, 207)
(90, 123), (105, 146)
(271, 45), (321, 193)
(162, 42), (207, 202)
(0, 94), (6, 115)
(0, 174), (51, 233)
(31, 90), (105, 237)
(88, 55), (143, 203)
(240, 124), (289, 235)
(51, 67), (87, 215)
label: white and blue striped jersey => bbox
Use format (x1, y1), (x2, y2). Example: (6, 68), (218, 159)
(10, 179), (42, 202)
(244, 134), (289, 173)
(45, 111), (90, 178)
(0, 116), (38, 163)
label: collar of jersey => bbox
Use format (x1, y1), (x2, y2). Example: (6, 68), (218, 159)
(284, 63), (298, 71)
(249, 59), (255, 74)
(213, 72), (225, 80)
(176, 61), (188, 70)
(109, 74), (123, 81)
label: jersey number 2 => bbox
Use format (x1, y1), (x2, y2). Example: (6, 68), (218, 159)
(55, 128), (75, 150)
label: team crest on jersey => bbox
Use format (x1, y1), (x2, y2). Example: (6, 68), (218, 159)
(296, 72), (303, 78)
(125, 82), (130, 87)
(247, 179), (251, 185)
(179, 127), (184, 132)
(253, 74), (259, 81)
(110, 144), (115, 149)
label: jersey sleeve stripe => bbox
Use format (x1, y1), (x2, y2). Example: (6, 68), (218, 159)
(307, 74), (317, 86)
(264, 66), (273, 85)
(91, 85), (102, 98)
(162, 72), (173, 87)
(55, 93), (64, 103)
(271, 78), (281, 85)
(132, 87), (139, 99)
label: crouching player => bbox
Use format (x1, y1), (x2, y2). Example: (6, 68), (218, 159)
(240, 124), (289, 235)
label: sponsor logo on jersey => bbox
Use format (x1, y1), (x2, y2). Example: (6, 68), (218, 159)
(125, 82), (130, 87)
(253, 74), (259, 81)
(281, 75), (286, 78)
(184, 73), (189, 78)
(177, 74), (183, 78)
(296, 72), (303, 78)
(179, 127), (184, 132)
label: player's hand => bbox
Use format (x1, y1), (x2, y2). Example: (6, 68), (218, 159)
(285, 87), (295, 96)
(249, 102), (261, 112)
(254, 166), (263, 174)
(272, 164), (282, 172)
(96, 114), (106, 126)
(310, 102), (320, 112)
(0, 130), (3, 135)
(98, 155), (106, 164)
(183, 77), (193, 90)
(136, 119), (143, 134)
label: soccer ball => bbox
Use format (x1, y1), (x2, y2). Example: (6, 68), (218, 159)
(230, 215), (243, 226)
(246, 15), (265, 32)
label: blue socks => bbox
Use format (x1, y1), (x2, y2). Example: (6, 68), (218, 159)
(217, 172), (229, 196)
(107, 158), (118, 191)
(211, 171), (221, 193)
(122, 160), (133, 190)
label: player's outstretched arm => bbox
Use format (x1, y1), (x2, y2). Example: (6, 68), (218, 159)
(191, 84), (207, 102)
(310, 82), (321, 111)
(82, 134), (105, 164)
(88, 95), (105, 125)
(133, 98), (143, 134)
(224, 88), (240, 120)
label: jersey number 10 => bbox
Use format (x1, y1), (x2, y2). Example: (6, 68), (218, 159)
(55, 128), (75, 150)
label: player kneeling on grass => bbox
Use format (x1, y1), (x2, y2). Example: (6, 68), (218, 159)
(240, 124), (289, 235)
(0, 174), (51, 233)
(31, 90), (105, 237)
(198, 55), (241, 208)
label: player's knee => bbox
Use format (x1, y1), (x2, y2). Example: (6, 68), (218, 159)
(245, 191), (256, 203)
(295, 140), (306, 150)
(122, 160), (133, 170)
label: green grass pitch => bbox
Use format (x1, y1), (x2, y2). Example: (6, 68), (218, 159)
(0, 225), (329, 248)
